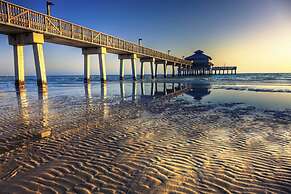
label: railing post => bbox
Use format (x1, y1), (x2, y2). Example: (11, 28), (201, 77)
(59, 20), (62, 35)
(27, 10), (31, 28)
(91, 31), (93, 43)
(45, 16), (48, 32)
(6, 2), (10, 23)
(71, 24), (74, 38)
(81, 27), (84, 40)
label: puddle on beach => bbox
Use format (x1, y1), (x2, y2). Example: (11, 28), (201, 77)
(0, 80), (291, 193)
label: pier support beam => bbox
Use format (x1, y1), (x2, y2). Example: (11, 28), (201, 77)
(13, 45), (25, 86)
(131, 57), (137, 80)
(177, 65), (181, 76)
(155, 63), (158, 78)
(163, 62), (167, 78)
(118, 54), (137, 80)
(83, 54), (90, 83)
(120, 59), (124, 80)
(82, 47), (107, 82)
(172, 64), (175, 77)
(98, 48), (107, 82)
(154, 60), (167, 78)
(140, 57), (155, 79)
(140, 61), (144, 79)
(33, 43), (47, 85)
(150, 61), (154, 79)
(9, 32), (46, 86)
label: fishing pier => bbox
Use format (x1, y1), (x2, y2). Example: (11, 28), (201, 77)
(0, 1), (237, 86)
(0, 0), (192, 86)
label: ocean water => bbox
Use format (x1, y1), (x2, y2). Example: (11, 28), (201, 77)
(1, 73), (291, 110)
(0, 73), (291, 193)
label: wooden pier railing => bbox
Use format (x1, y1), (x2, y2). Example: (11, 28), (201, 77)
(0, 0), (191, 65)
(211, 66), (237, 71)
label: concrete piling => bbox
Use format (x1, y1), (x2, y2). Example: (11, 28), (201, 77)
(83, 53), (90, 83)
(13, 45), (25, 86)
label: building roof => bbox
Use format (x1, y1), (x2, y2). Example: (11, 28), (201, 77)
(185, 50), (212, 61)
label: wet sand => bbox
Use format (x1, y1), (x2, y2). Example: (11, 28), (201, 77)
(0, 81), (291, 193)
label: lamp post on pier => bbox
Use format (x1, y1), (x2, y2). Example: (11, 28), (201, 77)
(138, 38), (142, 46)
(46, 1), (54, 16)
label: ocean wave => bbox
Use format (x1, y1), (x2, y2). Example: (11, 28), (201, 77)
(214, 85), (291, 93)
(210, 73), (291, 83)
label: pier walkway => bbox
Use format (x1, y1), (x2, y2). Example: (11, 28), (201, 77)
(0, 0), (191, 85)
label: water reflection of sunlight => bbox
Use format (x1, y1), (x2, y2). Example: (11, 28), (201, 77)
(16, 85), (30, 125)
(120, 81), (125, 100)
(155, 82), (167, 96)
(140, 82), (155, 97)
(84, 82), (93, 111)
(119, 81), (139, 101)
(38, 86), (49, 129)
(82, 81), (213, 106)
(84, 82), (92, 99)
(84, 83), (93, 129)
(101, 83), (109, 118)
(132, 81), (137, 101)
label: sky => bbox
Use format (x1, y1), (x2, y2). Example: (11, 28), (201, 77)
(0, 0), (291, 75)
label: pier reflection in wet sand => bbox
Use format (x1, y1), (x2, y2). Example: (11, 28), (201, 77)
(16, 84), (50, 132)
(0, 80), (291, 193)
(38, 86), (49, 130)
(16, 86), (30, 126)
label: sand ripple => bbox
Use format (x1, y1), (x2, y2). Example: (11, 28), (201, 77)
(0, 85), (291, 193)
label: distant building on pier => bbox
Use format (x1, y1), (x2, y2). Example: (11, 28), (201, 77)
(185, 50), (213, 70)
(184, 50), (237, 75)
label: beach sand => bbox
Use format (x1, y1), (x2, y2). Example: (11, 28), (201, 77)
(0, 80), (291, 193)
